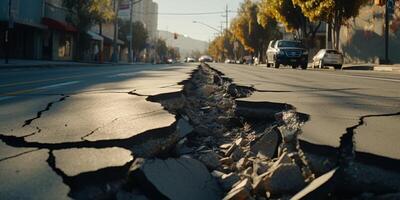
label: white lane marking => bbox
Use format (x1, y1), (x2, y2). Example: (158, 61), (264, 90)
(0, 96), (14, 101)
(327, 73), (400, 83)
(0, 81), (80, 102)
(37, 81), (80, 89)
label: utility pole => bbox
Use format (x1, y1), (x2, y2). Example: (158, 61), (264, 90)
(384, 0), (392, 64)
(128, 0), (133, 63)
(225, 4), (228, 31)
(127, 0), (142, 63)
(5, 0), (12, 64)
(112, 0), (119, 63)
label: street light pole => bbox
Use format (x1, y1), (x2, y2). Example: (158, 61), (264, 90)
(193, 21), (221, 34)
(127, 0), (143, 63)
(5, 0), (12, 64)
(128, 0), (133, 63)
(384, 0), (390, 64)
(112, 0), (119, 63)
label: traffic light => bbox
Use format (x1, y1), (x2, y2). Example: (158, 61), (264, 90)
(387, 0), (395, 15)
(174, 33), (178, 40)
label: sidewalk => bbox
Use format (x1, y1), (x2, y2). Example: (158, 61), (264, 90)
(0, 59), (138, 70)
(342, 63), (400, 72)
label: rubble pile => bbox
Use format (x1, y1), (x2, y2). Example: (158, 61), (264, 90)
(118, 65), (317, 200)
(117, 64), (400, 200)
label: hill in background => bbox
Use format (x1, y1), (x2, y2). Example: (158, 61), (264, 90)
(158, 30), (209, 58)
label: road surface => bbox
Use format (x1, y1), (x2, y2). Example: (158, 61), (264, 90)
(0, 63), (196, 199)
(211, 64), (400, 162)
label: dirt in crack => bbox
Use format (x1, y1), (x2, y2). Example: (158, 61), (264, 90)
(140, 64), (316, 200)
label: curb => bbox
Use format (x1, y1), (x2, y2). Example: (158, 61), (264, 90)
(342, 64), (400, 73)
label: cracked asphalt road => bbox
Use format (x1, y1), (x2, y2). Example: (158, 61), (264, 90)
(0, 63), (196, 199)
(210, 64), (400, 162)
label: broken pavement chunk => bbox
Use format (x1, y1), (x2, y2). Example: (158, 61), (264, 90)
(198, 151), (221, 170)
(54, 147), (133, 177)
(257, 163), (306, 195)
(250, 129), (280, 159)
(221, 172), (241, 191)
(128, 157), (222, 200)
(291, 167), (338, 200)
(231, 147), (244, 162)
(176, 118), (194, 138)
(223, 178), (252, 200)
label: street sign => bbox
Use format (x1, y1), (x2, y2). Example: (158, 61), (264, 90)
(126, 35), (132, 40)
(387, 0), (395, 13)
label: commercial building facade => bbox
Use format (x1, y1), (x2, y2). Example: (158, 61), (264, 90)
(0, 0), (46, 60)
(339, 0), (400, 63)
(119, 0), (158, 39)
(0, 0), (77, 61)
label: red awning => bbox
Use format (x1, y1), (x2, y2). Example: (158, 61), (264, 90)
(42, 17), (78, 32)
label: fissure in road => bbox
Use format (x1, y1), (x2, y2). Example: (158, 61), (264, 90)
(22, 95), (70, 127)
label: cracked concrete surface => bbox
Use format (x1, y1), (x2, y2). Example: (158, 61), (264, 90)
(0, 64), (196, 199)
(53, 147), (133, 176)
(1, 62), (399, 199)
(0, 149), (70, 200)
(210, 64), (400, 161)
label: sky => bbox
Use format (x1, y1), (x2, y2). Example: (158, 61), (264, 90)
(153, 0), (243, 42)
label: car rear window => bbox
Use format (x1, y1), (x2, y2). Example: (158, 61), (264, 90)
(277, 41), (304, 48)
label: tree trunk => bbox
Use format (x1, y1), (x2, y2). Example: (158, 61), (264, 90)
(335, 25), (341, 51)
(327, 23), (332, 49)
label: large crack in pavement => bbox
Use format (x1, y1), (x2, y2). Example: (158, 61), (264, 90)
(207, 65), (400, 199)
(118, 64), (317, 200)
(1, 64), (400, 199)
(339, 111), (400, 168)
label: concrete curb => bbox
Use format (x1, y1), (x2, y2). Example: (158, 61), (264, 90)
(342, 64), (400, 73)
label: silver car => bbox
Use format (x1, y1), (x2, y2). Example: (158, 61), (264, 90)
(312, 49), (344, 69)
(199, 55), (213, 63)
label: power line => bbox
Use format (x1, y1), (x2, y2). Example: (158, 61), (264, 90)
(130, 11), (226, 16)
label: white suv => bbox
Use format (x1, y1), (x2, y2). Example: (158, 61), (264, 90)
(312, 49), (344, 69)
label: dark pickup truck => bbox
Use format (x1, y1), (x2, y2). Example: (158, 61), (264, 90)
(266, 40), (308, 69)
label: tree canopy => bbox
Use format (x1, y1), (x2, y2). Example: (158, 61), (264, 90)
(258, 0), (306, 32)
(119, 20), (149, 57)
(155, 38), (168, 62)
(63, 0), (115, 31)
(231, 0), (280, 54)
(292, 0), (369, 49)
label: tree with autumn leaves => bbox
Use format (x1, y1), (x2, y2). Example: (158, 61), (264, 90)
(208, 31), (242, 62)
(258, 0), (322, 46)
(258, 0), (369, 49)
(209, 0), (281, 62)
(292, 0), (369, 49)
(209, 0), (370, 59)
(63, 0), (115, 59)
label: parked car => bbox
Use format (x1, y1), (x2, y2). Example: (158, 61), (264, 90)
(266, 40), (308, 69)
(199, 55), (213, 62)
(224, 59), (235, 64)
(167, 58), (175, 64)
(312, 49), (343, 69)
(185, 57), (196, 62)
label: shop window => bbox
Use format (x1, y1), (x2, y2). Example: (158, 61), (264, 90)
(58, 34), (72, 58)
